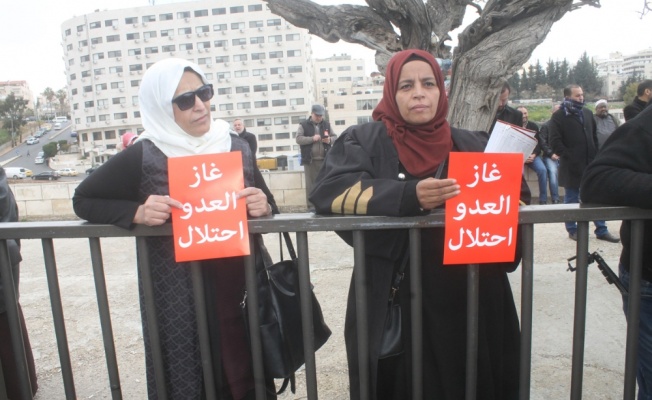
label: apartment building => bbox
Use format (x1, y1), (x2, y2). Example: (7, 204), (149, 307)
(60, 0), (317, 164)
(0, 80), (35, 109)
(596, 48), (652, 99)
(313, 54), (384, 135)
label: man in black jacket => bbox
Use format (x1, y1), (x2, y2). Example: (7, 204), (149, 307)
(548, 84), (619, 243)
(490, 82), (523, 133)
(623, 80), (652, 121)
(233, 118), (257, 155)
(581, 100), (652, 399)
(295, 104), (335, 209)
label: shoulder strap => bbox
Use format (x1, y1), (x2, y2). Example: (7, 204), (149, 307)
(278, 232), (297, 261)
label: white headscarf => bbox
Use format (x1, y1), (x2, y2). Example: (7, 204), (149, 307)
(137, 58), (231, 157)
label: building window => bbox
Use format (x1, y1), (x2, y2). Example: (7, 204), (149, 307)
(160, 29), (173, 37)
(254, 101), (269, 108)
(96, 83), (107, 91)
(177, 11), (191, 19)
(217, 87), (232, 95)
(129, 64), (143, 72)
(106, 35), (120, 43)
(80, 55), (90, 63)
(232, 38), (246, 46)
(213, 24), (227, 31)
(145, 47), (159, 55)
(84, 101), (95, 108)
(143, 15), (156, 22)
(286, 33), (300, 41)
(89, 21), (101, 29)
(112, 96), (126, 104)
(94, 68), (105, 76)
(91, 37), (103, 45)
(197, 41), (210, 49)
(114, 112), (128, 119)
(130, 80), (141, 87)
(274, 117), (289, 125)
(268, 35), (282, 43)
(212, 8), (226, 15)
(162, 45), (175, 53)
(78, 40), (88, 48)
(250, 36), (264, 44)
(144, 31), (158, 39)
(219, 104), (234, 111)
(70, 73), (76, 81)
(334, 103), (345, 109)
(357, 116), (373, 124)
(249, 21), (263, 28)
(290, 98), (305, 106)
(288, 66), (303, 73)
(287, 50), (301, 57)
(357, 99), (378, 110)
(248, 4), (263, 11)
(251, 52), (266, 60)
(275, 132), (290, 139)
(196, 25), (210, 33)
(99, 114), (110, 122)
(289, 82), (304, 89)
(272, 99), (287, 107)
(267, 19), (282, 26)
(230, 6), (244, 13)
(179, 43), (193, 51)
(81, 70), (91, 78)
(87, 116), (96, 123)
(271, 83), (285, 91)
(335, 120), (346, 126)
(110, 82), (125, 89)
(235, 86), (250, 93)
(233, 54), (247, 62)
(197, 57), (211, 65)
(109, 66), (123, 73)
(194, 9), (208, 17)
(231, 22), (245, 30)
(252, 69), (267, 76)
(128, 48), (142, 56)
(256, 118), (272, 126)
(215, 56), (229, 63)
(253, 84), (268, 92)
(125, 17), (138, 24)
(105, 19), (117, 27)
(126, 33), (140, 40)
(77, 25), (85, 33)
(217, 72), (231, 79)
(214, 40), (227, 47)
(269, 51), (283, 59)
(237, 102), (251, 110)
(178, 27), (191, 35)
(337, 66), (352, 71)
(259, 134), (272, 141)
(160, 13), (173, 21)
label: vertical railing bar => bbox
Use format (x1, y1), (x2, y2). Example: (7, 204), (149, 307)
(409, 229), (423, 400)
(41, 238), (76, 399)
(0, 240), (32, 399)
(0, 348), (6, 399)
(623, 219), (644, 400)
(297, 231), (318, 399)
(519, 223), (535, 400)
(570, 221), (590, 400)
(136, 237), (167, 400)
(353, 230), (370, 400)
(244, 237), (266, 400)
(190, 261), (217, 400)
(465, 264), (480, 400)
(87, 237), (122, 399)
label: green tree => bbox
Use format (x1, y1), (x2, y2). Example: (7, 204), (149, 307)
(559, 60), (570, 94)
(622, 82), (639, 104)
(55, 89), (68, 117)
(534, 60), (546, 87)
(0, 93), (29, 146)
(508, 72), (521, 98)
(42, 87), (56, 119)
(42, 142), (59, 158)
(571, 52), (601, 97)
(520, 69), (529, 95)
(545, 59), (559, 90)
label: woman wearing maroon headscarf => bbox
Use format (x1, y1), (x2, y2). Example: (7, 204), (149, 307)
(310, 49), (525, 399)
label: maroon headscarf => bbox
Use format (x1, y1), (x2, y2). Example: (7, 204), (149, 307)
(372, 49), (452, 177)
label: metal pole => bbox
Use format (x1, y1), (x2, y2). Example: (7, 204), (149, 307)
(190, 262), (217, 400)
(353, 230), (370, 400)
(465, 264), (479, 400)
(623, 220), (644, 399)
(297, 231), (319, 399)
(244, 237), (266, 400)
(409, 229), (423, 400)
(570, 222), (590, 400)
(519, 224), (535, 400)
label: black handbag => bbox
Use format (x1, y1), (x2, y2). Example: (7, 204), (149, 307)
(378, 250), (410, 359)
(242, 232), (332, 393)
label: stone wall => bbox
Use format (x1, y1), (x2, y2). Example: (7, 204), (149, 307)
(9, 169), (559, 220)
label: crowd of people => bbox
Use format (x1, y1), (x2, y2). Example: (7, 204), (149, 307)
(2, 52), (651, 399)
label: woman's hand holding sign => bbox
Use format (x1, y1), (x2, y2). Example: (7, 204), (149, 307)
(134, 195), (183, 226)
(238, 187), (272, 217)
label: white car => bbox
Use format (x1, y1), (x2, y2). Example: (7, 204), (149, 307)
(56, 168), (78, 177)
(26, 136), (39, 145)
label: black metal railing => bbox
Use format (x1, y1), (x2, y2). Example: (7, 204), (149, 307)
(1, 204), (651, 399)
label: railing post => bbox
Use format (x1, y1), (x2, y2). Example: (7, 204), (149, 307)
(244, 237), (266, 400)
(41, 238), (76, 399)
(519, 223), (535, 400)
(0, 240), (33, 399)
(190, 262), (217, 400)
(465, 264), (479, 400)
(297, 231), (319, 399)
(623, 219), (644, 400)
(570, 221), (590, 400)
(409, 228), (423, 400)
(353, 230), (370, 400)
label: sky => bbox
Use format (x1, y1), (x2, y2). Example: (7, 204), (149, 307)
(0, 0), (650, 97)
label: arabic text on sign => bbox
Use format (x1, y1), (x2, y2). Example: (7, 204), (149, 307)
(447, 227), (513, 251)
(178, 221), (245, 249)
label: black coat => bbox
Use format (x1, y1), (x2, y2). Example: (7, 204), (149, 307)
(0, 168), (22, 314)
(581, 105), (652, 282)
(310, 122), (523, 400)
(548, 107), (598, 188)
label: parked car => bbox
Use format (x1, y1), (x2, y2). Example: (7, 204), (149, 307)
(34, 129), (47, 138)
(4, 167), (27, 179)
(70, 131), (78, 138)
(85, 166), (99, 174)
(26, 136), (39, 145)
(32, 171), (60, 181)
(56, 168), (78, 177)
(53, 123), (62, 130)
(34, 157), (45, 164)
(24, 168), (33, 177)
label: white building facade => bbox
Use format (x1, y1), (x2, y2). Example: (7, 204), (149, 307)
(60, 0), (317, 164)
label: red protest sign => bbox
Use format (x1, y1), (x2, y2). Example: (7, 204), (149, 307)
(168, 151), (249, 262)
(443, 152), (523, 265)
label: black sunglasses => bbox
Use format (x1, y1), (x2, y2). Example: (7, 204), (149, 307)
(171, 84), (214, 111)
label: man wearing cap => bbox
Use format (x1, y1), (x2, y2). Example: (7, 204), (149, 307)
(593, 99), (620, 149)
(295, 104), (335, 209)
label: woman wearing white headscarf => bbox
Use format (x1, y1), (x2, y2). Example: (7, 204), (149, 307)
(73, 58), (275, 399)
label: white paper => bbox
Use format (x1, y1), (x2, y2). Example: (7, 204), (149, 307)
(485, 120), (538, 159)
